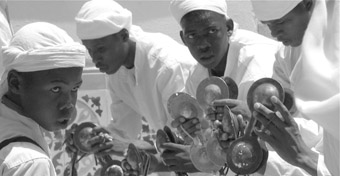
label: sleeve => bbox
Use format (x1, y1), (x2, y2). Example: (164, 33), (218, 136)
(296, 95), (339, 139)
(106, 84), (142, 140)
(1, 145), (56, 176)
(157, 63), (187, 127)
(236, 44), (277, 101)
(272, 46), (292, 89)
(255, 150), (331, 176)
(3, 158), (56, 176)
(317, 155), (332, 176)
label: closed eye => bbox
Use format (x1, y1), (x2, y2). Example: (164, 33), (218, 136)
(71, 86), (80, 92)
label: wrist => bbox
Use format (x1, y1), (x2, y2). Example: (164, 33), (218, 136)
(148, 153), (169, 173)
(296, 149), (318, 176)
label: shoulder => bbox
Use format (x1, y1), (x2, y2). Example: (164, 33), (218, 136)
(0, 142), (52, 170)
(140, 33), (196, 67)
(231, 29), (280, 47)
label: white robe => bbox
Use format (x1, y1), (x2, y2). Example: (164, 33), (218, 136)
(107, 31), (196, 138)
(186, 29), (278, 103)
(291, 0), (340, 175)
(253, 40), (329, 175)
(185, 28), (279, 175)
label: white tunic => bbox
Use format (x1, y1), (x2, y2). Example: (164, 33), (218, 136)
(0, 99), (56, 176)
(253, 41), (329, 175)
(185, 29), (278, 102)
(107, 31), (196, 139)
(291, 0), (340, 175)
(185, 29), (279, 175)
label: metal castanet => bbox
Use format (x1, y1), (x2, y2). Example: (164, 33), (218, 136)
(222, 76), (239, 100)
(226, 116), (264, 175)
(196, 76), (229, 111)
(167, 92), (203, 120)
(124, 143), (151, 176)
(72, 122), (123, 176)
(189, 144), (222, 173)
(226, 78), (284, 175)
(246, 78), (284, 113)
(156, 126), (188, 176)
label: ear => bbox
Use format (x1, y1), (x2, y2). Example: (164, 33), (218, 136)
(180, 31), (187, 46)
(7, 70), (23, 95)
(119, 28), (130, 42)
(226, 18), (234, 36)
(302, 0), (313, 11)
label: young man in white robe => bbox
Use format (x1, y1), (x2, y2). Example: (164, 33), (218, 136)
(251, 0), (339, 175)
(74, 0), (196, 175)
(159, 0), (280, 175)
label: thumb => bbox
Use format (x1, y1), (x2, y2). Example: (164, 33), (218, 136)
(160, 142), (186, 152)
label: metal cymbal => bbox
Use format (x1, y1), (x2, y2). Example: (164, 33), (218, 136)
(73, 122), (96, 153)
(167, 92), (203, 119)
(226, 117), (265, 175)
(190, 144), (221, 173)
(100, 160), (123, 176)
(196, 76), (229, 111)
(247, 78), (284, 112)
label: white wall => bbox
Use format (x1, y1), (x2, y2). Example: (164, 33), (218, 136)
(7, 0), (261, 43)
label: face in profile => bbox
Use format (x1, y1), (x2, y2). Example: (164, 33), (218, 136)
(19, 67), (83, 131)
(180, 10), (231, 69)
(82, 32), (129, 75)
(261, 2), (311, 47)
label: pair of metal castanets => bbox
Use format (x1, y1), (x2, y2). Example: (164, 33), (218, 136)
(65, 122), (123, 176)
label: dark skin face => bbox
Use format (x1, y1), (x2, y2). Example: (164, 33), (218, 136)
(261, 0), (313, 47)
(180, 10), (233, 76)
(7, 67), (83, 131)
(82, 29), (135, 75)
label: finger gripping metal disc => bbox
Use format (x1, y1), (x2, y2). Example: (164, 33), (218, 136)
(73, 122), (97, 153)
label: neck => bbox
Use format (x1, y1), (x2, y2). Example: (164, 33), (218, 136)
(210, 46), (229, 77)
(2, 94), (24, 115)
(124, 40), (136, 69)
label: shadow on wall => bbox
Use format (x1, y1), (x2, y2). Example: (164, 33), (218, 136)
(7, 0), (261, 43)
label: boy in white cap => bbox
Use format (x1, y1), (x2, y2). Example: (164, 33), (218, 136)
(0, 22), (85, 176)
(163, 0), (281, 174)
(251, 0), (339, 175)
(74, 0), (196, 174)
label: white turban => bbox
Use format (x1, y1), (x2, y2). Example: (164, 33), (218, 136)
(0, 22), (86, 96)
(251, 0), (302, 21)
(75, 0), (132, 40)
(170, 0), (228, 25)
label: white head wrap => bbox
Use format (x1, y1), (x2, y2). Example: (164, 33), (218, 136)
(75, 0), (132, 40)
(251, 0), (302, 21)
(169, 0), (228, 25)
(0, 22), (86, 96)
